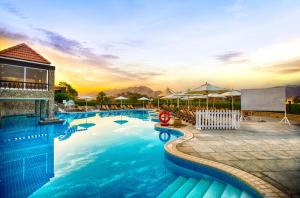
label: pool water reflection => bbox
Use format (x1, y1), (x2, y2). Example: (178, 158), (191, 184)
(0, 110), (180, 198)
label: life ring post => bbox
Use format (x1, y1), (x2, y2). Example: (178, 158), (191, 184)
(159, 111), (171, 126)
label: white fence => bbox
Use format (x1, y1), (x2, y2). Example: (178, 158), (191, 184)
(196, 110), (240, 130)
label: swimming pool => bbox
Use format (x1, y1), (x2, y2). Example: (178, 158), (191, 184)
(0, 110), (259, 197)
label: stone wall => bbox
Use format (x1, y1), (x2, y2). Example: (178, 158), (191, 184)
(0, 70), (55, 118)
(0, 100), (35, 116)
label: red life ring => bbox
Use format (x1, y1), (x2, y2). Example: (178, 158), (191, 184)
(159, 111), (171, 126)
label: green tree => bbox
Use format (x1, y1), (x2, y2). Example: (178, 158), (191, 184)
(55, 92), (69, 103)
(294, 96), (300, 104)
(122, 92), (148, 105)
(96, 91), (107, 108)
(58, 82), (78, 99)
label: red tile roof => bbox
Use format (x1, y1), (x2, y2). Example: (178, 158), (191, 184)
(0, 43), (51, 64)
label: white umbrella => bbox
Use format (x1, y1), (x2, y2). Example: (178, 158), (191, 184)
(138, 97), (149, 108)
(175, 91), (206, 109)
(162, 93), (181, 108)
(208, 93), (226, 108)
(180, 95), (206, 109)
(187, 82), (228, 110)
(115, 96), (128, 108)
(79, 96), (93, 111)
(222, 90), (241, 110)
(158, 88), (174, 109)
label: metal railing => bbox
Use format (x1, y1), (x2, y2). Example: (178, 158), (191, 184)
(0, 80), (48, 90)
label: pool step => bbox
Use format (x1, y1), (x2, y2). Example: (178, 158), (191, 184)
(171, 178), (198, 198)
(240, 191), (254, 198)
(186, 179), (212, 198)
(157, 176), (187, 198)
(202, 181), (226, 198)
(221, 184), (242, 198)
(158, 176), (255, 198)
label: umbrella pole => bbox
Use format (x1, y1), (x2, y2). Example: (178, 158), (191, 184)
(177, 98), (179, 108)
(143, 100), (144, 109)
(121, 100), (123, 108)
(206, 96), (208, 110)
(85, 99), (87, 112)
(232, 96), (233, 111)
(158, 97), (160, 109)
(213, 98), (215, 108)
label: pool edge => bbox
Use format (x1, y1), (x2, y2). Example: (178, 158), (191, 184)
(155, 124), (289, 198)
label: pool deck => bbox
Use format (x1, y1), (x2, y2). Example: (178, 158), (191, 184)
(172, 117), (300, 197)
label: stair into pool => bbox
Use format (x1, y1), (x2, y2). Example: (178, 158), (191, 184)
(157, 176), (254, 198)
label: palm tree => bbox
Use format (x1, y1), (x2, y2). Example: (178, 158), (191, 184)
(96, 91), (106, 108)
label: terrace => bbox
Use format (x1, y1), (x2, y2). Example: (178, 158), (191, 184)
(0, 65), (49, 91)
(172, 117), (300, 197)
(0, 43), (56, 119)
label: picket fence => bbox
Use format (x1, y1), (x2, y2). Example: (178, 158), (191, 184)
(195, 110), (240, 130)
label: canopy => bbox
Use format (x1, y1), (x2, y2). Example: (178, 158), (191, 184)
(208, 93), (226, 108)
(222, 90), (241, 96)
(79, 96), (93, 100)
(162, 93), (181, 99)
(115, 96), (128, 107)
(138, 97), (149, 101)
(115, 96), (128, 100)
(79, 96), (93, 111)
(222, 90), (241, 110)
(208, 93), (226, 98)
(138, 97), (149, 109)
(187, 82), (228, 110)
(157, 88), (174, 108)
(188, 82), (228, 94)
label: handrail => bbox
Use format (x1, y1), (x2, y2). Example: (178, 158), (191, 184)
(0, 80), (48, 90)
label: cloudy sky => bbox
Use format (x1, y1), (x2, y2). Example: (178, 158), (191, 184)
(0, 0), (300, 95)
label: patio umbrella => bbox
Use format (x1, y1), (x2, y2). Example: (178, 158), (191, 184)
(79, 96), (93, 111)
(208, 93), (226, 108)
(115, 96), (128, 108)
(162, 93), (181, 108)
(180, 96), (193, 109)
(222, 90), (241, 110)
(176, 91), (206, 109)
(187, 82), (228, 110)
(138, 97), (149, 108)
(158, 88), (174, 108)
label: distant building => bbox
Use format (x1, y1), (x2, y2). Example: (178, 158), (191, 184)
(54, 85), (67, 94)
(0, 43), (55, 119)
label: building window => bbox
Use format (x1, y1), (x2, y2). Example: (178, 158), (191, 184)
(26, 67), (47, 84)
(0, 64), (48, 90)
(0, 64), (24, 82)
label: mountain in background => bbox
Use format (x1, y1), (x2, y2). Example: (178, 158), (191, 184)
(105, 86), (161, 97)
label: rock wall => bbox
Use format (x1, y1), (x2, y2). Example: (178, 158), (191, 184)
(0, 70), (55, 118)
(0, 100), (35, 116)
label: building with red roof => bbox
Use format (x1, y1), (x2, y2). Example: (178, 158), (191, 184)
(0, 43), (56, 120)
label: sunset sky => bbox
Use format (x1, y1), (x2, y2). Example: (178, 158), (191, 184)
(1, 0), (300, 95)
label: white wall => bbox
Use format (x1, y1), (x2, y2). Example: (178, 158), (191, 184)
(241, 87), (286, 111)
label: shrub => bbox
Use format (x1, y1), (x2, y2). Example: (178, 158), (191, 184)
(55, 93), (69, 103)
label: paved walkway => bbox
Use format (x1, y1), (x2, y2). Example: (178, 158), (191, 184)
(176, 118), (300, 197)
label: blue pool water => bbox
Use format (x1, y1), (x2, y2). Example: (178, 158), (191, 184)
(0, 110), (259, 198)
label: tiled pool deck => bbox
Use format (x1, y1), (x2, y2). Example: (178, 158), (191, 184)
(171, 117), (300, 197)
